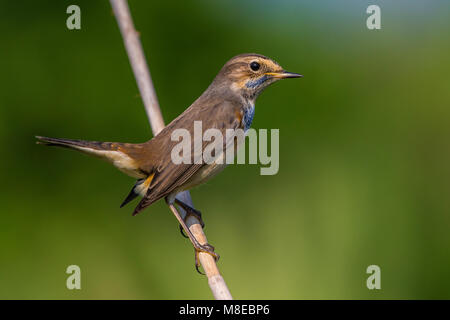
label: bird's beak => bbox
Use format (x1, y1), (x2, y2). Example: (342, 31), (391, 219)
(265, 71), (303, 79)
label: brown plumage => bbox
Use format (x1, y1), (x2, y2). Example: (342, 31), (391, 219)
(37, 53), (302, 267)
(37, 53), (301, 215)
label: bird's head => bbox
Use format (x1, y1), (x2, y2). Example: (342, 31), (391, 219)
(213, 53), (302, 100)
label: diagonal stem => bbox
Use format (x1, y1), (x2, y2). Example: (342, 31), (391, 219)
(109, 0), (232, 300)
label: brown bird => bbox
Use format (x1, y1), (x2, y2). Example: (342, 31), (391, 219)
(36, 53), (302, 270)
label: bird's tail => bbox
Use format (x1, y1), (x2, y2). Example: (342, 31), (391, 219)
(35, 136), (144, 179)
(36, 136), (116, 153)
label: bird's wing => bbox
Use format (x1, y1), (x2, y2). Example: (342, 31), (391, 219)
(132, 98), (244, 215)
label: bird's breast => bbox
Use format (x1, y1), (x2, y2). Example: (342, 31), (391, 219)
(242, 103), (255, 131)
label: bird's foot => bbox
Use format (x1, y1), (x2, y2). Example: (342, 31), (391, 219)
(177, 202), (205, 238)
(194, 243), (220, 275)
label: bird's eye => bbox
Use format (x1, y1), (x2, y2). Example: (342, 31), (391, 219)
(250, 61), (260, 71)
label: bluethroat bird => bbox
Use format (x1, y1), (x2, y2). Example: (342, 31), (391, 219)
(36, 53), (302, 271)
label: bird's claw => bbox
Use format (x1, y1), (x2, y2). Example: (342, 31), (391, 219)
(179, 224), (188, 238)
(194, 243), (220, 275)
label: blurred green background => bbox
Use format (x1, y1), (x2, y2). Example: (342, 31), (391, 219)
(0, 0), (449, 299)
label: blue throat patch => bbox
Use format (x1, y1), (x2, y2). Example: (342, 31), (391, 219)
(246, 75), (269, 89)
(243, 104), (255, 131)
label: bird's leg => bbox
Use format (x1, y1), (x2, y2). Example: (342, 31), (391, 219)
(175, 198), (205, 238)
(176, 198), (205, 227)
(167, 202), (219, 274)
